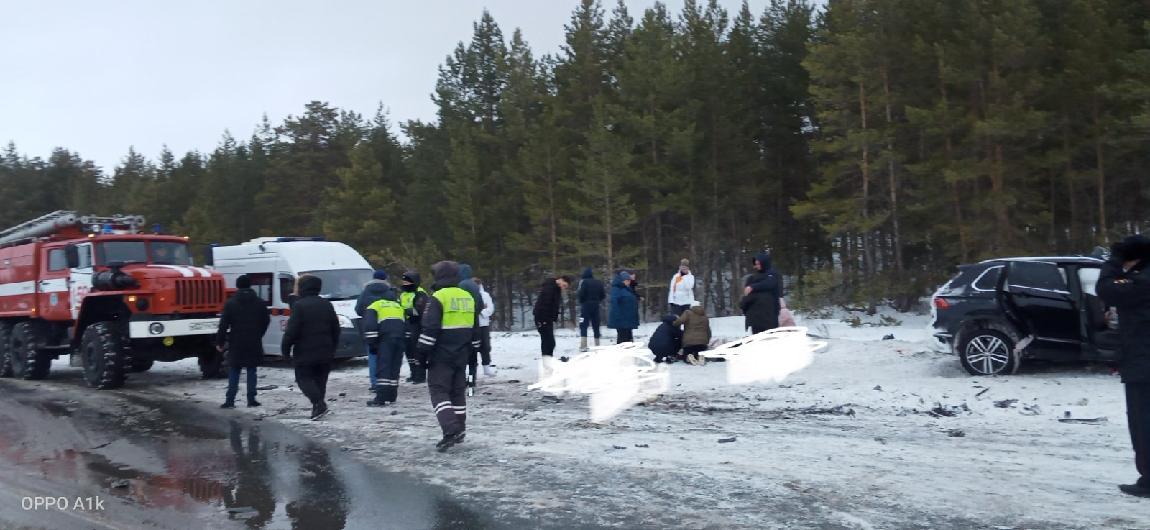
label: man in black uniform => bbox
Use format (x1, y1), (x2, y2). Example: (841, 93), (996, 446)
(417, 261), (482, 452)
(1099, 234), (1150, 498)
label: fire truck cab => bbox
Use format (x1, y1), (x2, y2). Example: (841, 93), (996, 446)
(0, 211), (228, 389)
(207, 237), (370, 360)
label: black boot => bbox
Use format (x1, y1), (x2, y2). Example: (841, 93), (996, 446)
(310, 402), (329, 420)
(220, 401), (235, 409)
(1120, 484), (1150, 498)
(366, 393), (388, 407)
(247, 399), (261, 407)
(435, 431), (466, 452)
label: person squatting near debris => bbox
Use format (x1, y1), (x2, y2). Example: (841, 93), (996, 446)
(648, 314), (683, 364)
(577, 267), (606, 352)
(362, 282), (406, 407)
(609, 271), (640, 344)
(282, 275), (342, 420)
(417, 261), (482, 452)
(355, 270), (392, 391)
(217, 274), (271, 409)
(400, 271), (431, 384)
(1098, 234), (1150, 499)
(668, 259), (695, 317)
(674, 300), (712, 366)
(534, 274), (572, 376)
(469, 277), (496, 381)
(741, 252), (783, 334)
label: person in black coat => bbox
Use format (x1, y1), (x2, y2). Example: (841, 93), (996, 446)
(217, 274), (271, 408)
(534, 275), (573, 360)
(740, 252), (782, 334)
(648, 314), (683, 364)
(282, 275), (342, 420)
(1098, 234), (1150, 498)
(576, 267), (606, 351)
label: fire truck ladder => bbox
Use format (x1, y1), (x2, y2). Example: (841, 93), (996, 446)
(0, 210), (146, 249)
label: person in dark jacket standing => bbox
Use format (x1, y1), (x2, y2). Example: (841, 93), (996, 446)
(740, 252), (782, 334)
(356, 270), (392, 391)
(217, 274), (271, 408)
(534, 275), (573, 360)
(1098, 234), (1150, 498)
(458, 263), (485, 317)
(282, 275), (342, 420)
(576, 267), (606, 352)
(400, 271), (431, 384)
(608, 271), (640, 343)
(362, 283), (406, 407)
(417, 261), (482, 452)
(647, 314), (683, 363)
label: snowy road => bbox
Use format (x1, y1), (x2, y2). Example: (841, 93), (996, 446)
(4, 308), (1149, 529)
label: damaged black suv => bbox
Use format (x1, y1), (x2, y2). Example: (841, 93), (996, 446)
(931, 256), (1121, 375)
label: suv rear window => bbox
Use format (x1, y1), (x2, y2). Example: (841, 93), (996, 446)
(973, 266), (1002, 291)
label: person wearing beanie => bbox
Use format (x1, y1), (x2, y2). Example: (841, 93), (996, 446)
(356, 269), (393, 391)
(217, 274), (271, 409)
(608, 271), (640, 344)
(417, 261), (482, 452)
(668, 258), (695, 317)
(740, 252), (782, 334)
(1099, 234), (1150, 498)
(400, 271), (431, 384)
(282, 275), (341, 420)
(576, 267), (606, 352)
(674, 300), (712, 366)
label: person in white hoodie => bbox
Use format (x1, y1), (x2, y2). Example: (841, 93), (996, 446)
(668, 258), (696, 317)
(468, 278), (497, 387)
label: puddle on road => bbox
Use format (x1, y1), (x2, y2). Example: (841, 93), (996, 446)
(0, 382), (502, 529)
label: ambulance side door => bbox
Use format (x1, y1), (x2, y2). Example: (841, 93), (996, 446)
(266, 273), (295, 355)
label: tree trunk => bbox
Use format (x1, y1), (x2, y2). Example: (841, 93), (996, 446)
(1094, 103), (1108, 243)
(880, 65), (904, 275)
(858, 80), (875, 304)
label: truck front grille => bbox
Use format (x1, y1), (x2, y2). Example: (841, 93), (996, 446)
(176, 279), (224, 308)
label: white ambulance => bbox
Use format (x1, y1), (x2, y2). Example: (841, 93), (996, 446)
(208, 237), (372, 359)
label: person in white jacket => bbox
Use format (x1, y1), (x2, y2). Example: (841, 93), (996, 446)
(470, 278), (496, 379)
(668, 258), (696, 317)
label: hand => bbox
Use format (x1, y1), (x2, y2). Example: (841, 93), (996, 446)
(216, 345), (225, 353)
(744, 286), (753, 296)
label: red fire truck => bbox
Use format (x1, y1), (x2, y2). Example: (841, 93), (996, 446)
(0, 211), (228, 389)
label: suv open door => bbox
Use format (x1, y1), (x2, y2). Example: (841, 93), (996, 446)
(1002, 261), (1081, 357)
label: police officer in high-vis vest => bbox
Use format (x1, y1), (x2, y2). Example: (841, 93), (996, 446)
(400, 271), (431, 384)
(417, 261), (481, 452)
(362, 284), (407, 407)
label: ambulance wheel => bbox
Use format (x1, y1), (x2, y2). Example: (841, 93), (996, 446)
(81, 322), (129, 390)
(199, 351), (226, 379)
(10, 321), (51, 380)
(0, 322), (13, 378)
(129, 359), (155, 373)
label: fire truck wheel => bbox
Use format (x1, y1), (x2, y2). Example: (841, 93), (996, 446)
(198, 351), (226, 379)
(10, 321), (51, 380)
(0, 322), (13, 378)
(129, 359), (155, 373)
(81, 322), (130, 390)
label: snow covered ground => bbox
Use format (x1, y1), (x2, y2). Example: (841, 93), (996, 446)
(68, 308), (1150, 529)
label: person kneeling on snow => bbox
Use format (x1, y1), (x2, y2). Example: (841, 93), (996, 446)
(648, 314), (683, 364)
(674, 301), (711, 366)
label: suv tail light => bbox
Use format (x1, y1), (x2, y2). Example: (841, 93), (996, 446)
(933, 297), (951, 310)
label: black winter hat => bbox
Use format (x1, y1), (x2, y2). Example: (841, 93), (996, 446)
(1112, 234), (1150, 262)
(235, 274), (252, 289)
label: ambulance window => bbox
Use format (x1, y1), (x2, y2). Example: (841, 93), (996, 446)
(47, 249), (67, 271)
(247, 273), (273, 305)
(279, 276), (296, 304)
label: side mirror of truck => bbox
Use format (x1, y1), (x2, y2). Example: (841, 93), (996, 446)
(64, 244), (80, 269)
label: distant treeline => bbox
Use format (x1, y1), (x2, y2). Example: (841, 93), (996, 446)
(3, 0), (1148, 327)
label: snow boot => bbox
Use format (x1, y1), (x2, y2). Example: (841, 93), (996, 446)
(247, 399), (261, 407)
(580, 337), (588, 352)
(436, 432), (466, 452)
(594, 337), (600, 347)
(310, 402), (330, 420)
(483, 365), (497, 377)
(220, 402), (235, 409)
(540, 356), (557, 380)
(366, 396), (388, 407)
(1120, 484), (1150, 498)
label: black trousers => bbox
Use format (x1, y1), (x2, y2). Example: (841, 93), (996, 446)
(405, 332), (426, 383)
(683, 344), (707, 357)
(428, 362), (467, 436)
(537, 321), (556, 357)
(468, 326), (493, 379)
(294, 363), (331, 406)
(579, 304), (601, 338)
(669, 304), (690, 317)
(1127, 383), (1150, 487)
(375, 337), (405, 402)
(617, 328), (633, 344)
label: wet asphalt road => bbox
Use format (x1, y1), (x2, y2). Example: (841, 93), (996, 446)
(0, 380), (510, 530)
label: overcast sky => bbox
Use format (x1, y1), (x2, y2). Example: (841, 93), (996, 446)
(1, 1), (778, 172)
